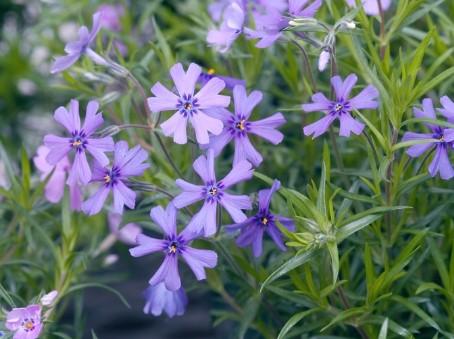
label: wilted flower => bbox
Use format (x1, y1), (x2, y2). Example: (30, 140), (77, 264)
(143, 282), (188, 318)
(302, 74), (379, 138)
(345, 0), (391, 16)
(98, 4), (124, 31)
(40, 290), (58, 306)
(5, 305), (42, 339)
(318, 49), (330, 72)
(147, 63), (230, 145)
(108, 212), (142, 245)
(198, 68), (246, 91)
(173, 149), (253, 236)
(44, 100), (114, 185)
(227, 180), (295, 256)
(402, 98), (454, 180)
(207, 2), (245, 53)
(51, 12), (106, 74)
(33, 145), (82, 210)
(129, 204), (218, 290)
(82, 141), (149, 215)
(204, 85), (286, 167)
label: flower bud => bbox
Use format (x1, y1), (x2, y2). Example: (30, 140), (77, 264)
(318, 50), (330, 72)
(40, 290), (58, 306)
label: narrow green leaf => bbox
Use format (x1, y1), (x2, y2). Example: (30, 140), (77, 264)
(277, 308), (321, 339)
(378, 318), (389, 339)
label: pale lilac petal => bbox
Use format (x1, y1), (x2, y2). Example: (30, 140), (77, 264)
(115, 143), (149, 176)
(205, 130), (233, 156)
(194, 78), (230, 109)
(170, 63), (200, 96)
(220, 193), (251, 222)
(193, 149), (216, 183)
(248, 112), (286, 144)
(82, 100), (103, 136)
(302, 93), (332, 112)
(69, 183), (82, 211)
(233, 86), (263, 119)
(439, 96), (454, 122)
(81, 186), (110, 215)
(258, 180), (280, 212)
(172, 189), (204, 209)
(349, 85), (379, 110)
(225, 217), (255, 232)
(402, 132), (434, 157)
(220, 160), (253, 188)
(303, 114), (337, 138)
(129, 235), (165, 257)
(429, 146), (454, 180)
(186, 202), (218, 236)
(54, 101), (80, 133)
(444, 129), (454, 143)
(50, 53), (80, 74)
(233, 137), (263, 167)
(330, 75), (344, 100)
(86, 137), (114, 167)
(207, 29), (239, 53)
(149, 255), (181, 291)
(296, 0), (322, 17)
(70, 151), (92, 185)
(45, 169), (66, 203)
(43, 135), (71, 165)
(148, 82), (180, 112)
(88, 12), (102, 42)
(113, 181), (136, 214)
(117, 223), (142, 245)
(150, 204), (177, 237)
(190, 111), (224, 145)
(224, 2), (245, 29)
(339, 113), (365, 137)
(160, 113), (188, 144)
(181, 247), (218, 280)
(338, 74), (358, 100)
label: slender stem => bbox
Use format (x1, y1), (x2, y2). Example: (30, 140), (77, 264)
(336, 287), (370, 339)
(377, 0), (386, 59)
(219, 288), (243, 315)
(385, 128), (398, 242)
(291, 39), (317, 93)
(155, 133), (184, 179)
(363, 130), (380, 167)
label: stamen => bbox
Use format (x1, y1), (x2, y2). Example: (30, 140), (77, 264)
(169, 243), (178, 254)
(207, 68), (216, 75)
(261, 217), (268, 225)
(104, 174), (111, 184)
(209, 187), (218, 196)
(72, 140), (82, 147)
(334, 103), (343, 112)
(236, 119), (246, 131)
(184, 102), (192, 110)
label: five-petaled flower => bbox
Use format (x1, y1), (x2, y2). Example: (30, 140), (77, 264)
(82, 141), (149, 215)
(51, 12), (107, 74)
(173, 149), (253, 236)
(227, 180), (295, 257)
(147, 62), (230, 145)
(205, 85), (286, 167)
(129, 204), (218, 290)
(6, 304), (42, 339)
(402, 98), (454, 180)
(43, 99), (114, 186)
(143, 282), (188, 318)
(302, 74), (379, 138)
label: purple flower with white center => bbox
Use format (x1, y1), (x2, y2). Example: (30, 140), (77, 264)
(98, 4), (124, 31)
(227, 180), (295, 257)
(204, 85), (286, 167)
(51, 12), (107, 74)
(345, 0), (391, 16)
(129, 204), (218, 291)
(5, 305), (42, 339)
(198, 68), (246, 91)
(245, 0), (322, 48)
(402, 98), (454, 180)
(82, 141), (149, 215)
(143, 282), (188, 318)
(33, 145), (82, 210)
(43, 99), (114, 186)
(147, 63), (230, 145)
(440, 96), (454, 123)
(302, 74), (379, 138)
(172, 149), (253, 236)
(207, 2), (245, 53)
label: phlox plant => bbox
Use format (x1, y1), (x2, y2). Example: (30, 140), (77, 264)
(2, 0), (454, 338)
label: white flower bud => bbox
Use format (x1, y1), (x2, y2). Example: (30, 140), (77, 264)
(318, 50), (330, 72)
(40, 290), (58, 306)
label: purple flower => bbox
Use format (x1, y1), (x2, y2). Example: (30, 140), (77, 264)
(82, 141), (149, 215)
(227, 180), (295, 257)
(204, 85), (286, 167)
(33, 145), (82, 210)
(245, 0), (322, 48)
(440, 96), (454, 123)
(302, 74), (379, 138)
(5, 305), (42, 339)
(198, 68), (246, 91)
(43, 99), (114, 186)
(51, 12), (106, 74)
(108, 212), (142, 245)
(402, 98), (454, 180)
(98, 4), (124, 31)
(345, 0), (391, 16)
(207, 2), (245, 53)
(173, 149), (253, 236)
(147, 63), (230, 145)
(143, 282), (188, 318)
(129, 204), (218, 290)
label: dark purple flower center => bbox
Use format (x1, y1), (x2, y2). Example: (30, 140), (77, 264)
(70, 131), (88, 152)
(254, 211), (274, 228)
(433, 127), (444, 141)
(164, 236), (185, 255)
(330, 99), (351, 116)
(21, 318), (36, 332)
(103, 166), (121, 187)
(229, 115), (250, 137)
(203, 181), (224, 203)
(177, 94), (199, 117)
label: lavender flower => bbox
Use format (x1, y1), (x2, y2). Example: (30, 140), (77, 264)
(5, 305), (42, 339)
(345, 0), (391, 16)
(98, 4), (124, 31)
(143, 282), (188, 318)
(51, 12), (106, 74)
(402, 98), (454, 180)
(227, 180), (294, 256)
(43, 99), (114, 185)
(302, 74), (379, 138)
(205, 85), (286, 167)
(33, 145), (82, 210)
(129, 204), (218, 290)
(82, 141), (149, 215)
(198, 68), (246, 91)
(245, 0), (322, 48)
(207, 2), (245, 53)
(108, 212), (142, 245)
(147, 63), (230, 145)
(173, 149), (253, 236)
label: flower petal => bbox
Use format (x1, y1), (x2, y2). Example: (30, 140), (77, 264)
(303, 114), (337, 138)
(129, 235), (165, 257)
(220, 193), (251, 223)
(81, 186), (110, 215)
(170, 63), (200, 97)
(348, 85), (379, 110)
(160, 113), (188, 144)
(150, 204), (177, 237)
(182, 247), (218, 280)
(233, 85), (263, 119)
(233, 136), (263, 167)
(339, 113), (365, 137)
(193, 149), (216, 183)
(220, 160), (253, 188)
(190, 111), (224, 145)
(194, 78), (230, 109)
